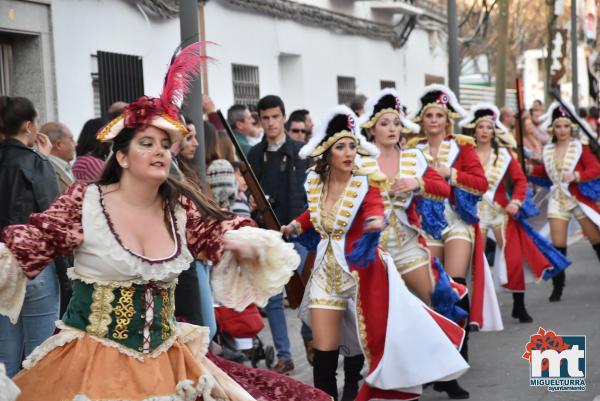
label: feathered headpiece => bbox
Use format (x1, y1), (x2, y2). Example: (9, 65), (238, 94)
(299, 105), (379, 159)
(411, 84), (467, 122)
(97, 42), (207, 143)
(357, 88), (421, 134)
(539, 100), (585, 133)
(459, 103), (517, 148)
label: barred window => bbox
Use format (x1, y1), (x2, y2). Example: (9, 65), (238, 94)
(0, 40), (13, 96)
(232, 64), (260, 107)
(337, 76), (356, 105)
(380, 80), (396, 89)
(97, 51), (144, 118)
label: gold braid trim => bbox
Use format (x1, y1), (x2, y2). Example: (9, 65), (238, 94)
(548, 117), (579, 133)
(311, 131), (371, 157)
(87, 284), (115, 338)
(452, 133), (476, 147)
(413, 103), (463, 123)
(352, 271), (371, 365)
(112, 287), (136, 340)
(405, 135), (427, 149)
(361, 108), (400, 129)
(96, 114), (124, 142)
(161, 288), (175, 341)
(366, 170), (390, 192)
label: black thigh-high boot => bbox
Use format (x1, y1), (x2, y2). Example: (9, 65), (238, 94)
(550, 247), (567, 302)
(433, 278), (470, 399)
(593, 243), (600, 263)
(341, 354), (364, 401)
(512, 292), (533, 323)
(313, 349), (340, 400)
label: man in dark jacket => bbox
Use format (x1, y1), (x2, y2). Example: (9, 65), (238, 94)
(247, 95), (308, 374)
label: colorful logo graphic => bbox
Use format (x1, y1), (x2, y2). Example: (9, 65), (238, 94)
(522, 327), (586, 392)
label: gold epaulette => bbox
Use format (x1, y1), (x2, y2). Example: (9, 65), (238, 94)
(405, 135), (427, 149)
(452, 133), (476, 147)
(366, 170), (390, 192)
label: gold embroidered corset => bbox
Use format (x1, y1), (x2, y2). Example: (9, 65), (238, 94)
(62, 280), (176, 356)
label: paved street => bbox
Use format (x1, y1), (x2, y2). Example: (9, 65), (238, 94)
(255, 239), (600, 401)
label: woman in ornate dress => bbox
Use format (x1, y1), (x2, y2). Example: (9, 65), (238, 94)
(528, 101), (600, 302)
(0, 43), (330, 401)
(461, 103), (570, 322)
(282, 105), (469, 401)
(406, 85), (503, 399)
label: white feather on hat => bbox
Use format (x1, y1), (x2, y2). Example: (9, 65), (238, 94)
(299, 105), (379, 159)
(409, 83), (468, 120)
(357, 88), (421, 133)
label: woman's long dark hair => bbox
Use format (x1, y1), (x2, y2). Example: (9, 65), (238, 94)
(77, 118), (111, 159)
(0, 96), (37, 137)
(98, 127), (231, 222)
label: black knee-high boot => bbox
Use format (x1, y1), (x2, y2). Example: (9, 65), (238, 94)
(313, 349), (340, 400)
(593, 243), (600, 263)
(550, 247), (567, 302)
(512, 292), (533, 322)
(433, 278), (470, 399)
(341, 354), (364, 401)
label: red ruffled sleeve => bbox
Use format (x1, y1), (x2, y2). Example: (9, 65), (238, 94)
(2, 182), (86, 278)
(577, 145), (600, 182)
(449, 143), (488, 195)
(181, 196), (256, 264)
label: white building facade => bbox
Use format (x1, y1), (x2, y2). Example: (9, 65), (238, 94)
(1, 0), (449, 135)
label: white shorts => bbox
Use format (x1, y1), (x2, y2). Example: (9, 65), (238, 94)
(308, 250), (356, 311)
(547, 192), (586, 221)
(478, 200), (505, 232)
(426, 205), (474, 247)
(382, 220), (429, 275)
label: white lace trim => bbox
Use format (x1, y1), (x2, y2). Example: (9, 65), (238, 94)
(22, 322), (210, 368)
(70, 375), (226, 401)
(80, 185), (194, 282)
(0, 244), (27, 324)
(66, 269), (177, 288)
(0, 363), (20, 401)
(22, 323), (85, 369)
(211, 226), (300, 311)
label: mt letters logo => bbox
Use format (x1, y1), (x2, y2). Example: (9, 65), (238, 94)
(522, 327), (585, 392)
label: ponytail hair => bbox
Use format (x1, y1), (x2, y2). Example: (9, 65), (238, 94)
(0, 96), (37, 136)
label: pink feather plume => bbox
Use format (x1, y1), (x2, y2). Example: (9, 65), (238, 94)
(160, 42), (209, 119)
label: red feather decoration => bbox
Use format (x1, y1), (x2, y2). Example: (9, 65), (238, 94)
(160, 42), (208, 119)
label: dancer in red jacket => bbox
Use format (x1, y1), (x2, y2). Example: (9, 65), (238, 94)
(461, 103), (570, 323)
(528, 100), (600, 302)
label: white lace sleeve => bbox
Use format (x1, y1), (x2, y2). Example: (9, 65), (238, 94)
(211, 227), (300, 311)
(0, 243), (27, 324)
(0, 363), (20, 401)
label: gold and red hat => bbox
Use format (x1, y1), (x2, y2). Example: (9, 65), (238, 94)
(97, 43), (206, 144)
